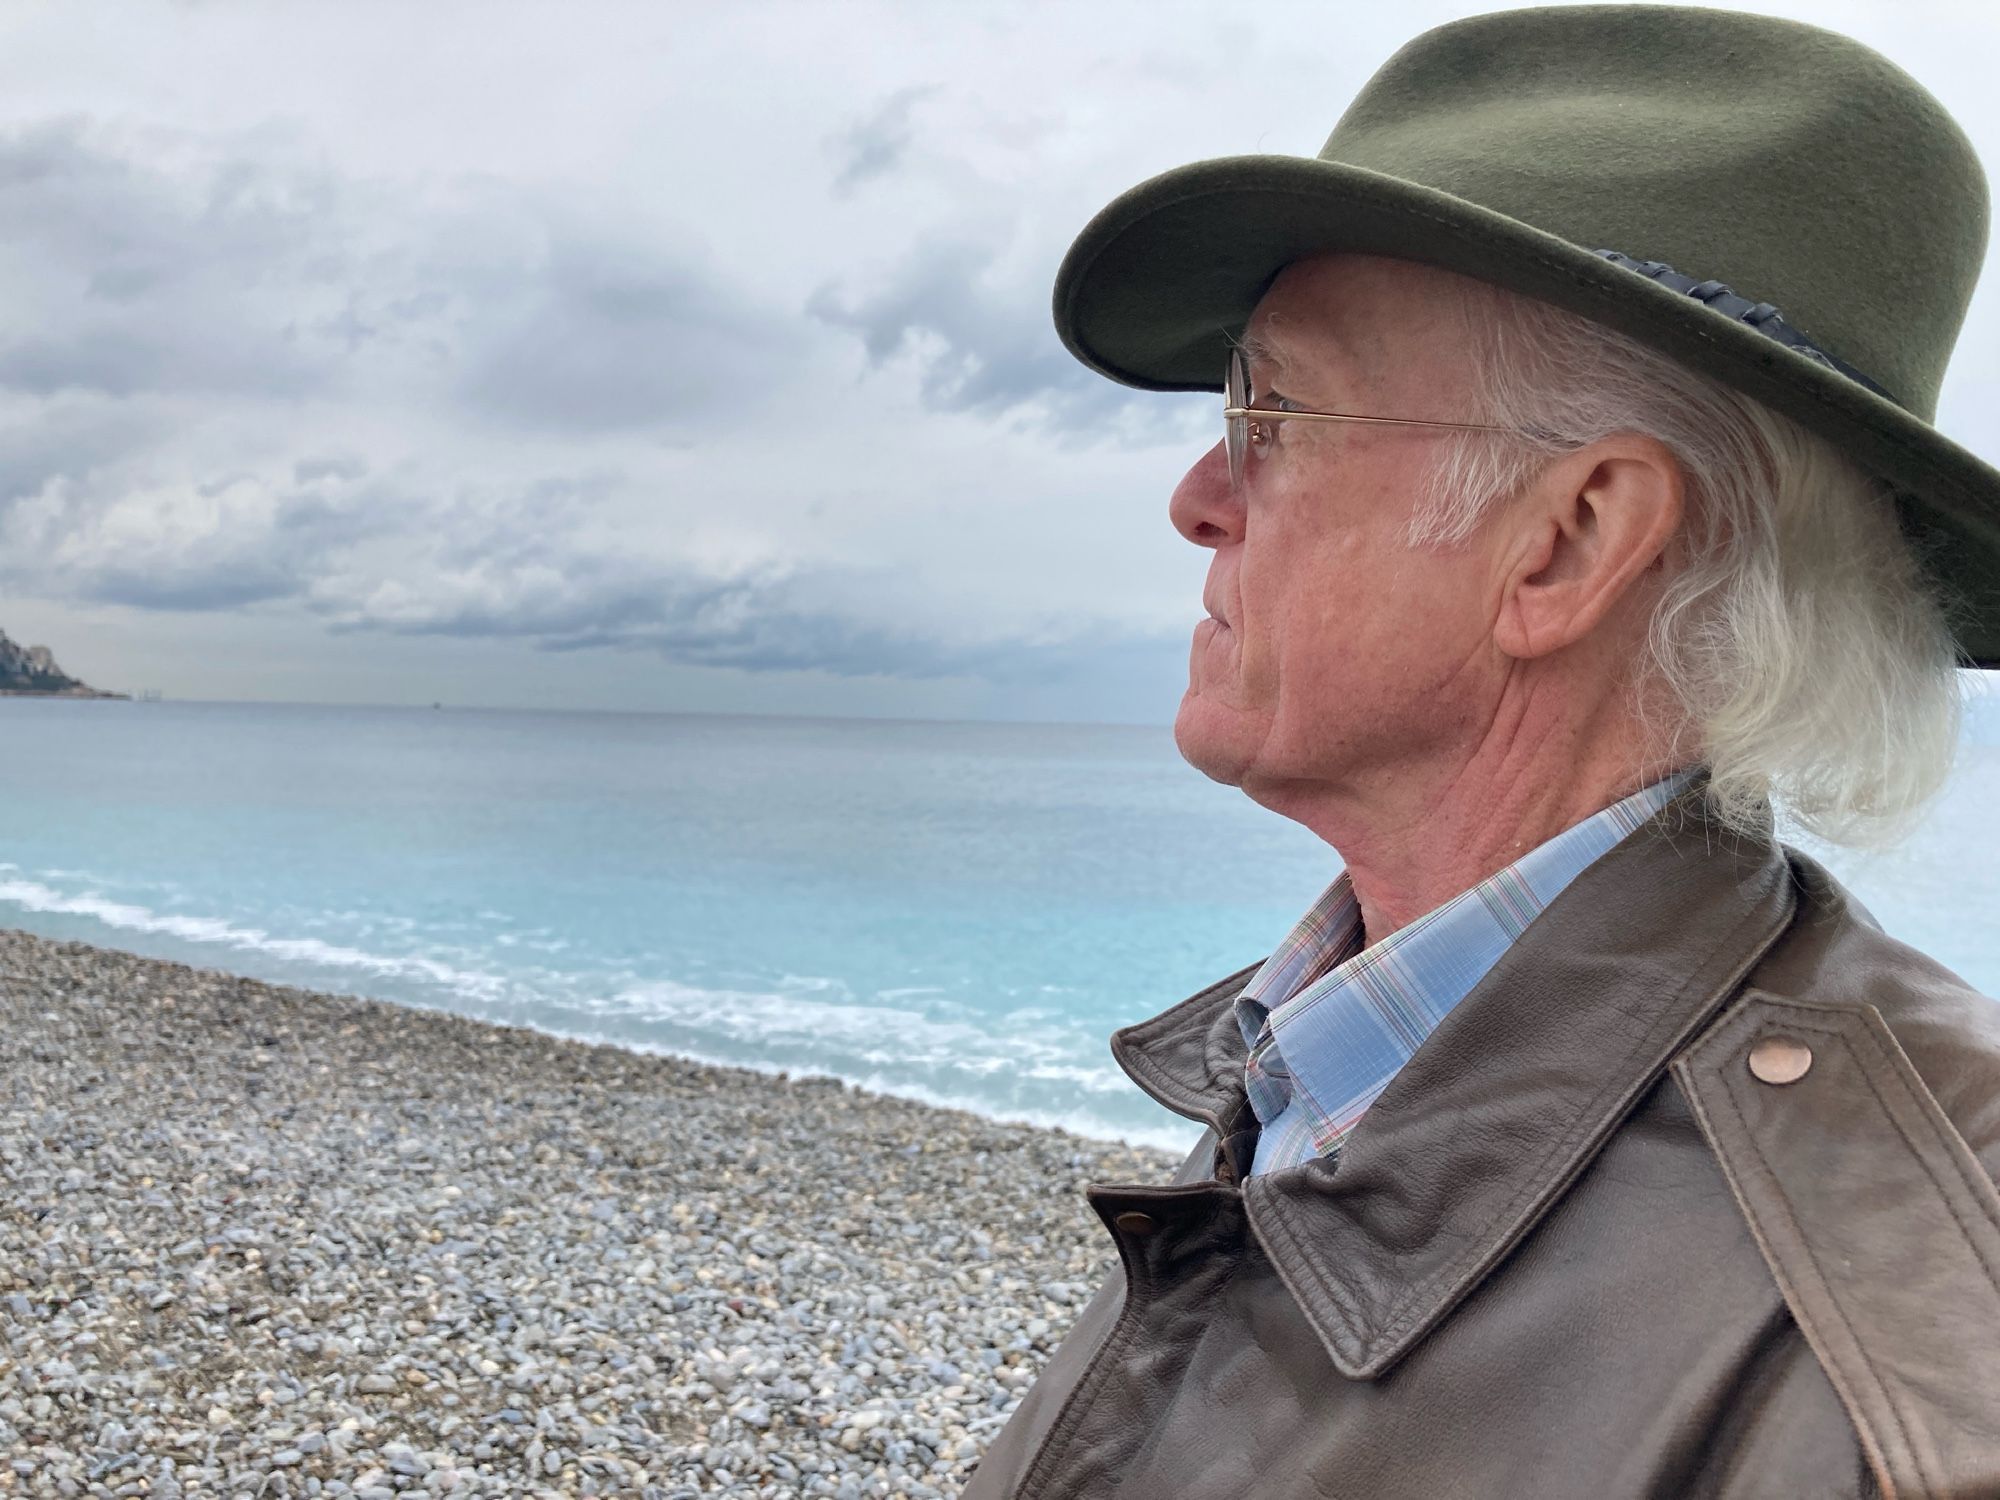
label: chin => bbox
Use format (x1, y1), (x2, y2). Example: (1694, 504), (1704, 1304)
(1173, 692), (1256, 788)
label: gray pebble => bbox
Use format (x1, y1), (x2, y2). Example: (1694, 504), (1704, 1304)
(0, 926), (1168, 1495)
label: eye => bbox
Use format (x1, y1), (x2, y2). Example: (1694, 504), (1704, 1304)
(1245, 388), (1296, 457)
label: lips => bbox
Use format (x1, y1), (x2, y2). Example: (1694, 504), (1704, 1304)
(1202, 562), (1236, 628)
(1202, 559), (1237, 629)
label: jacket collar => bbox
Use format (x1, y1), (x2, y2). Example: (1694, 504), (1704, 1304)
(1109, 781), (1799, 1379)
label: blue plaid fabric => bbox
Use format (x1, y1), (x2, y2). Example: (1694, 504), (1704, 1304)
(1237, 772), (1693, 1176)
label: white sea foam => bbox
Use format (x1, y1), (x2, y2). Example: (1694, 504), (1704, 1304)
(523, 1016), (1200, 1155)
(599, 976), (1097, 1072)
(775, 972), (854, 997)
(1018, 1062), (1136, 1092)
(823, 1069), (1199, 1154)
(0, 868), (1186, 1151)
(0, 875), (513, 1006)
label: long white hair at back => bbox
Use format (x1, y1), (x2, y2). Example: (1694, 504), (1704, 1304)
(1412, 281), (1963, 847)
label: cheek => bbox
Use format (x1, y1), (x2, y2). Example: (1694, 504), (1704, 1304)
(1243, 513), (1379, 670)
(1245, 466), (1488, 703)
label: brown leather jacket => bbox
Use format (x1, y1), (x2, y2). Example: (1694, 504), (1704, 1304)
(963, 795), (2000, 1500)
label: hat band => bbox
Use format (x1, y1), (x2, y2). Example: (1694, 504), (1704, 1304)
(1591, 248), (1893, 403)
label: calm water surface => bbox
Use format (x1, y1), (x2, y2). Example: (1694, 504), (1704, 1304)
(2, 697), (1995, 1150)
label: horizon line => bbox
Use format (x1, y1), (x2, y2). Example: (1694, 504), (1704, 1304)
(0, 691), (1183, 734)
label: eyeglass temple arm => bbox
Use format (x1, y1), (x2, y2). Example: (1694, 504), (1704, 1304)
(1223, 406), (1512, 434)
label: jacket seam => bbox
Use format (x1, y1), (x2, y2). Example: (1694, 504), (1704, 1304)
(1281, 867), (1790, 1364)
(1016, 1181), (1248, 1494)
(1750, 1000), (2000, 1288)
(1013, 1279), (1141, 1500)
(1111, 961), (1261, 1123)
(1116, 963), (1259, 1048)
(1242, 1174), (1367, 1351)
(1688, 1018), (1926, 1498)
(1672, 1057), (1892, 1496)
(1830, 1024), (2000, 1479)
(1114, 1047), (1219, 1123)
(1016, 1210), (1162, 1500)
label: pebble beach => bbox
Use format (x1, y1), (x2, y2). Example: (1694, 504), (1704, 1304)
(0, 928), (1175, 1499)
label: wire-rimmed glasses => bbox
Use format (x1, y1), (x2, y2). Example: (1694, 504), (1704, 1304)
(1223, 346), (1510, 491)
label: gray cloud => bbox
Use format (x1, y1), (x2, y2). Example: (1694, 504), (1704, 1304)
(327, 567), (972, 678)
(0, 429), (1162, 687)
(311, 540), (1174, 683)
(0, 121), (340, 400)
(808, 236), (1205, 445)
(76, 553), (300, 613)
(0, 0), (1982, 720)
(0, 455), (414, 616)
(810, 238), (1078, 411)
(830, 87), (933, 196)
(0, 118), (799, 440)
(0, 31), (1205, 705)
(0, 394), (168, 514)
(453, 229), (797, 434)
(292, 455), (368, 485)
(151, 453), (1166, 689)
(22, 513), (311, 614)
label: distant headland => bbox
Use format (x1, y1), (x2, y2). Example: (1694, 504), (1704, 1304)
(0, 628), (125, 698)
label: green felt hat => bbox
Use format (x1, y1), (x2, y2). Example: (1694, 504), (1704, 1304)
(1053, 5), (2000, 667)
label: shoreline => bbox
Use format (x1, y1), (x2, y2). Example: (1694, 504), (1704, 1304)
(0, 910), (1196, 1158)
(0, 926), (1174, 1498)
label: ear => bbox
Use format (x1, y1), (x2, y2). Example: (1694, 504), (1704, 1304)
(1491, 436), (1684, 661)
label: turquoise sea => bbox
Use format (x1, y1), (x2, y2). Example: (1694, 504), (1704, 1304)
(3, 696), (1996, 1151)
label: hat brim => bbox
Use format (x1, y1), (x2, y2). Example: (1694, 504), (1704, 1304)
(1054, 155), (2000, 668)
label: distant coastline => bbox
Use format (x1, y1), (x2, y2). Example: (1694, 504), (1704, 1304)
(0, 685), (128, 698)
(0, 626), (125, 698)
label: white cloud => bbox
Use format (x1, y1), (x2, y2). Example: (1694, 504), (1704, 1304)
(0, 0), (1990, 714)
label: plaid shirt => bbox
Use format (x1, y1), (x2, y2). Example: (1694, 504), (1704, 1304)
(1236, 772), (1692, 1176)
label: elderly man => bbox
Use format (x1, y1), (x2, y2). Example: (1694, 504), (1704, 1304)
(963, 8), (2000, 1500)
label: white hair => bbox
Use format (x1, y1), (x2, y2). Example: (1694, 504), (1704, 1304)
(1410, 281), (1963, 847)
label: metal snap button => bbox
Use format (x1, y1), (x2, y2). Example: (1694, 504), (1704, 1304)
(1113, 1210), (1158, 1236)
(1747, 1036), (1813, 1085)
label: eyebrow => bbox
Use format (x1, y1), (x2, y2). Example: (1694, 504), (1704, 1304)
(1231, 329), (1292, 375)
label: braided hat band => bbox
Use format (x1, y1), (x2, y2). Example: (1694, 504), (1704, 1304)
(1592, 249), (1894, 403)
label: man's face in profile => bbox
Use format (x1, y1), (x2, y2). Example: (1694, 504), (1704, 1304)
(1167, 254), (1512, 806)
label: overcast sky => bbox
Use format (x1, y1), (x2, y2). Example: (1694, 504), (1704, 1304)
(0, 0), (1994, 721)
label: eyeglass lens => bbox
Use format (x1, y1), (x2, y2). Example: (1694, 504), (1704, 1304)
(1225, 348), (1248, 491)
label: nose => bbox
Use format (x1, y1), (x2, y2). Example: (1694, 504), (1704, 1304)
(1168, 439), (1245, 549)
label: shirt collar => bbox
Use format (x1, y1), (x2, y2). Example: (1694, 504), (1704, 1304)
(1106, 769), (1798, 1378)
(1233, 770), (1697, 1168)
